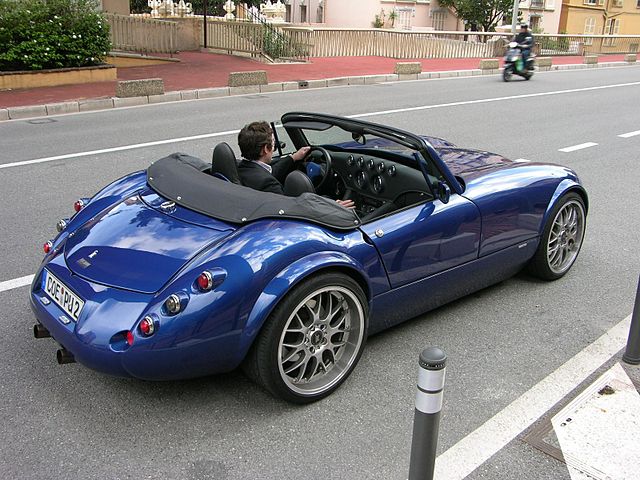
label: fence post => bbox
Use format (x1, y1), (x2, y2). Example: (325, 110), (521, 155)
(408, 347), (446, 480)
(622, 276), (640, 365)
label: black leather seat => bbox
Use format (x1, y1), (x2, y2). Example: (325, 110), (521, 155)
(283, 170), (315, 197)
(211, 142), (241, 185)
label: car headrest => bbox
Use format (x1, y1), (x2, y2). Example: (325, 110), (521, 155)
(283, 170), (315, 197)
(211, 142), (241, 185)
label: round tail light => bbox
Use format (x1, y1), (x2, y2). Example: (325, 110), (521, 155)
(74, 199), (86, 213)
(139, 316), (155, 336)
(165, 294), (182, 315)
(197, 271), (213, 291)
(56, 219), (68, 233)
(43, 241), (53, 254)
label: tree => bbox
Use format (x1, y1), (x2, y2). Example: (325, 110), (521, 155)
(438, 0), (515, 32)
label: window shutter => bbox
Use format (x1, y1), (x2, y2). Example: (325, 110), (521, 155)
(605, 18), (612, 34)
(614, 19), (620, 35)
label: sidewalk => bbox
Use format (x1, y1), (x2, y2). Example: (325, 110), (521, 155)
(0, 52), (630, 112)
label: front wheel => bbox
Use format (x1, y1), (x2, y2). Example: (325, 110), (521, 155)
(502, 65), (513, 82)
(527, 193), (586, 280)
(243, 273), (368, 403)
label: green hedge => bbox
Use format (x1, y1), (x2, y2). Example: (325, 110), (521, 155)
(0, 0), (111, 71)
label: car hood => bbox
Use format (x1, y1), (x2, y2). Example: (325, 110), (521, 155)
(435, 146), (523, 181)
(64, 192), (234, 294)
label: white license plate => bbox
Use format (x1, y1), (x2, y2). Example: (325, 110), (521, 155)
(42, 270), (84, 322)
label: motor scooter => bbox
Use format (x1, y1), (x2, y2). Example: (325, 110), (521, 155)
(503, 41), (535, 81)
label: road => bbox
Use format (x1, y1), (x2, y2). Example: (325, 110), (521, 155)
(1, 66), (639, 480)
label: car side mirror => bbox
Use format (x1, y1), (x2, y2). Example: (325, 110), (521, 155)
(437, 181), (451, 204)
(352, 133), (366, 145)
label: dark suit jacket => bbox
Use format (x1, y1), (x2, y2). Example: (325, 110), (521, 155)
(238, 156), (295, 195)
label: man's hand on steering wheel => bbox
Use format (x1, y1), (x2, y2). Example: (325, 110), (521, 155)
(291, 146), (311, 162)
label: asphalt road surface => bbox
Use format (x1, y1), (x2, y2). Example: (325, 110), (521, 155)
(1, 65), (639, 480)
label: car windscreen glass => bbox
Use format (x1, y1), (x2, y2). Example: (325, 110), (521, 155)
(300, 124), (418, 155)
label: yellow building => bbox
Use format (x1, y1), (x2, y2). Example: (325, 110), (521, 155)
(559, 0), (640, 36)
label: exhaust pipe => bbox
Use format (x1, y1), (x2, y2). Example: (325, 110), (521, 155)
(56, 348), (75, 365)
(33, 323), (51, 339)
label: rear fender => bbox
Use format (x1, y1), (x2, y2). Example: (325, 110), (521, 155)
(541, 180), (589, 233)
(237, 252), (371, 357)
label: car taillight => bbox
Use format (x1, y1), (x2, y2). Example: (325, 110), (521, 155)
(139, 316), (155, 336)
(74, 198), (87, 213)
(56, 218), (68, 233)
(197, 271), (213, 291)
(126, 331), (134, 346)
(43, 241), (53, 254)
(164, 294), (182, 315)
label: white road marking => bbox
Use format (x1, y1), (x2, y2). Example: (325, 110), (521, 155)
(0, 129), (239, 170)
(552, 363), (640, 480)
(618, 130), (640, 138)
(433, 314), (632, 480)
(0, 274), (34, 293)
(1, 81), (640, 171)
(350, 81), (640, 119)
(558, 142), (598, 153)
(513, 158), (531, 163)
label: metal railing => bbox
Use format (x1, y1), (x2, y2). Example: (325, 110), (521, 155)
(106, 13), (178, 54)
(206, 7), (309, 61)
(281, 28), (640, 59)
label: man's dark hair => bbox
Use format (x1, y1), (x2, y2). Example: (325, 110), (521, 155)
(238, 121), (273, 160)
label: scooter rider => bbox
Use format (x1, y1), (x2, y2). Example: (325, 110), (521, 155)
(514, 24), (534, 66)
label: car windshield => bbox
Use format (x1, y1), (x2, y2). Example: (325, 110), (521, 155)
(300, 124), (417, 155)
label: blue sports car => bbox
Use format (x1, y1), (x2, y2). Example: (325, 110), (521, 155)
(31, 112), (587, 403)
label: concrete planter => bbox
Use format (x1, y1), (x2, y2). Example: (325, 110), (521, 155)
(0, 64), (116, 90)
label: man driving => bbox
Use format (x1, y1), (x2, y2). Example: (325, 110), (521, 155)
(237, 121), (354, 208)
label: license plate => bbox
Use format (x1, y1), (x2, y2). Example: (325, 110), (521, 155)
(42, 270), (84, 322)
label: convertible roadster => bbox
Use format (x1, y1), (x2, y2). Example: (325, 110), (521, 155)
(31, 112), (587, 403)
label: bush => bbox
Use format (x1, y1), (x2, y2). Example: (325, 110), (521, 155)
(0, 0), (111, 71)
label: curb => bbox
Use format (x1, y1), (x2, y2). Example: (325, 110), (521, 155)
(1, 61), (637, 122)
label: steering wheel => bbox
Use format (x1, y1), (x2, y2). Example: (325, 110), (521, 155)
(303, 146), (332, 190)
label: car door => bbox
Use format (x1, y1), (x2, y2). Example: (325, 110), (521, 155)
(360, 194), (481, 289)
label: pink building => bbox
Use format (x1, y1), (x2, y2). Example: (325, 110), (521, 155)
(318, 0), (461, 30)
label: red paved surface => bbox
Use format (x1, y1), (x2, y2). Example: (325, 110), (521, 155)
(0, 52), (627, 109)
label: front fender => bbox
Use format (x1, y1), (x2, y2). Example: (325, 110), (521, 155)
(237, 251), (373, 357)
(541, 179), (589, 234)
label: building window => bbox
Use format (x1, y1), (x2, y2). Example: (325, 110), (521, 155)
(604, 18), (620, 46)
(584, 17), (595, 45)
(583, 0), (596, 5)
(612, 0), (623, 6)
(300, 5), (307, 23)
(432, 11), (446, 31)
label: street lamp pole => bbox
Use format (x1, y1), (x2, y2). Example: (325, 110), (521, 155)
(203, 0), (208, 49)
(511, 0), (520, 34)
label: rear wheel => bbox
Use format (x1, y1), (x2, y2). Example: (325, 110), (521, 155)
(502, 66), (513, 82)
(243, 273), (368, 403)
(527, 193), (586, 280)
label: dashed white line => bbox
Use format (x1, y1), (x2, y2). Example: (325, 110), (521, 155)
(0, 274), (34, 293)
(434, 314), (632, 480)
(558, 142), (598, 153)
(618, 130), (640, 138)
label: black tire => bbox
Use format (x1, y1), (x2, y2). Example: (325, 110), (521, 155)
(527, 192), (586, 281)
(243, 272), (368, 403)
(502, 66), (513, 82)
